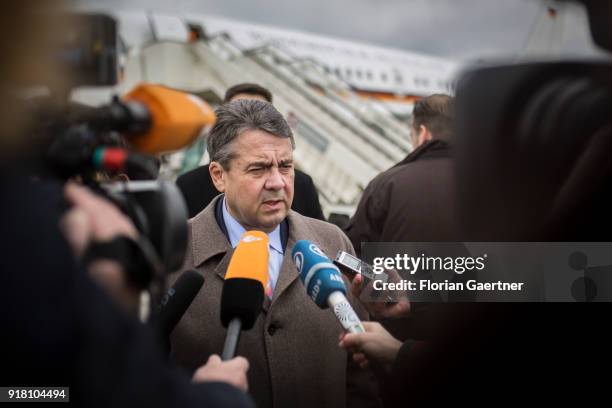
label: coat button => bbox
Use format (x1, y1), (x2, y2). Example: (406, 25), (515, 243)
(268, 323), (278, 336)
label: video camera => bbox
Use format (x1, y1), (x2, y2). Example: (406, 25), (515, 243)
(455, 0), (612, 241)
(24, 12), (206, 289)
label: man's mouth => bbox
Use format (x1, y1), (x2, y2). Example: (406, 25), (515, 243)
(262, 199), (284, 210)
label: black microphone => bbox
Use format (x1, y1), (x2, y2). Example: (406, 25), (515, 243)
(153, 270), (204, 352)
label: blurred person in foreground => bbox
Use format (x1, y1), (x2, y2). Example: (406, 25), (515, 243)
(341, 1), (612, 405)
(0, 3), (252, 406)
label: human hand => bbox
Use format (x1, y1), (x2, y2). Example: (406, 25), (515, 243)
(339, 321), (402, 368)
(192, 355), (250, 393)
(349, 273), (410, 319)
(60, 182), (140, 309)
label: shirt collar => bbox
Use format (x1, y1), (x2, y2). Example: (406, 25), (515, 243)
(222, 196), (284, 254)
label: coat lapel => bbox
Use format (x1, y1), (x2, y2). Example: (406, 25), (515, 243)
(191, 195), (232, 270)
(191, 202), (316, 311)
(270, 211), (311, 305)
(270, 242), (299, 305)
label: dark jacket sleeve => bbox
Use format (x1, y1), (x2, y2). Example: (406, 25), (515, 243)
(344, 174), (389, 258)
(72, 270), (255, 408)
(0, 178), (253, 408)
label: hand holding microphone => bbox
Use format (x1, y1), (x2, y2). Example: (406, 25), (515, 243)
(339, 322), (402, 368)
(60, 181), (141, 310)
(291, 240), (364, 334)
(192, 354), (250, 393)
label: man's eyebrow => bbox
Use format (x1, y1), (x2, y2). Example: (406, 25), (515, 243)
(245, 161), (272, 169)
(243, 157), (293, 170)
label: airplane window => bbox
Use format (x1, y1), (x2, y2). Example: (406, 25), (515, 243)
(381, 72), (388, 82)
(346, 68), (352, 78)
(356, 69), (362, 79)
(366, 71), (373, 80)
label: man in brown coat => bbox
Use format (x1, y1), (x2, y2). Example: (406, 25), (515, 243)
(169, 100), (379, 408)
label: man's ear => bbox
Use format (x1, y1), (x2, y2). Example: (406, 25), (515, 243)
(418, 124), (433, 145)
(209, 161), (226, 193)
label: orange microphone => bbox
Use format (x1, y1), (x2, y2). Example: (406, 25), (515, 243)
(123, 83), (216, 154)
(224, 231), (270, 283)
(46, 84), (215, 179)
(220, 231), (270, 360)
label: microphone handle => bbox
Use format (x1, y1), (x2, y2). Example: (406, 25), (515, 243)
(327, 291), (365, 334)
(222, 317), (243, 360)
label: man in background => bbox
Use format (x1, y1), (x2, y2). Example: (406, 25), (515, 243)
(345, 94), (458, 255)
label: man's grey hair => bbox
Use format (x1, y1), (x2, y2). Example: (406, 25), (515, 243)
(208, 100), (295, 169)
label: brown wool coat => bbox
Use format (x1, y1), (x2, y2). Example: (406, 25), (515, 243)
(169, 195), (379, 408)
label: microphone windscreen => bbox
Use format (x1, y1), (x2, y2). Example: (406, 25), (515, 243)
(124, 83), (216, 154)
(220, 231), (270, 329)
(156, 270), (204, 337)
(225, 231), (270, 286)
(292, 240), (347, 308)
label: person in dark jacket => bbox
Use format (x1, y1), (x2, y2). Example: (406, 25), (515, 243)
(0, 5), (252, 406)
(0, 176), (254, 408)
(341, 94), (461, 405)
(344, 94), (458, 256)
(177, 83), (325, 220)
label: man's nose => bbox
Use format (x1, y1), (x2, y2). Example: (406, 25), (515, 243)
(264, 167), (285, 190)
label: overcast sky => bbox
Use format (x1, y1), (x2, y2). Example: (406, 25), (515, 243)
(74, 0), (606, 61)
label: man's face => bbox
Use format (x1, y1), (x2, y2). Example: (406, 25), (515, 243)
(211, 129), (294, 233)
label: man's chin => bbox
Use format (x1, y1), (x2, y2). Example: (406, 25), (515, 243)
(256, 210), (287, 230)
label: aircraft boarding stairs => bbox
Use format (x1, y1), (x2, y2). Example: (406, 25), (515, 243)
(124, 28), (412, 216)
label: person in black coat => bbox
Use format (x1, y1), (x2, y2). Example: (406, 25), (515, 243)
(344, 94), (458, 257)
(0, 7), (252, 401)
(0, 171), (255, 408)
(177, 83), (325, 220)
